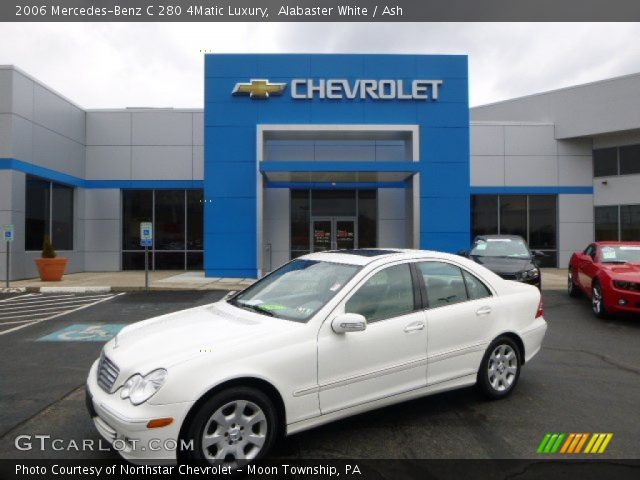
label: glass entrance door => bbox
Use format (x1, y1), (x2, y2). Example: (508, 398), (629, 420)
(311, 217), (357, 252)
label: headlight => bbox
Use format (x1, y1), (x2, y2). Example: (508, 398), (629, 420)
(613, 280), (638, 291)
(120, 369), (167, 405)
(519, 268), (540, 281)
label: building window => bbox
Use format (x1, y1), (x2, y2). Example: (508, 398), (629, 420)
(471, 195), (557, 267)
(121, 189), (203, 270)
(621, 205), (640, 240)
(593, 144), (640, 177)
(594, 206), (619, 241)
(593, 148), (618, 177)
(594, 204), (640, 241)
(25, 175), (74, 251)
(619, 144), (640, 175)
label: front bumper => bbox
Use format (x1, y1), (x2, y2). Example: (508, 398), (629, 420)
(605, 286), (640, 314)
(86, 359), (194, 463)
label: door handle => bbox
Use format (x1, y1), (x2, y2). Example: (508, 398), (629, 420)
(476, 306), (492, 316)
(404, 321), (425, 333)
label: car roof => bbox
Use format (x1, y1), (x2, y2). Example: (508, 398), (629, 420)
(299, 248), (463, 266)
(474, 234), (526, 241)
(594, 241), (640, 246)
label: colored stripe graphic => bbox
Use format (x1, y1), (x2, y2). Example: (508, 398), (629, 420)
(539, 433), (613, 454)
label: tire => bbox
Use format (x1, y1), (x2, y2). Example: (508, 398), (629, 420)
(180, 386), (279, 467)
(477, 336), (522, 400)
(591, 282), (609, 319)
(567, 269), (580, 297)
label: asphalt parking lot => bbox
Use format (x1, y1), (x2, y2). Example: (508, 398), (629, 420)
(0, 287), (638, 460)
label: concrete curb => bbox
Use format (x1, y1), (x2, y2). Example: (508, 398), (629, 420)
(0, 287), (27, 294)
(37, 286), (112, 294)
(16, 285), (241, 293)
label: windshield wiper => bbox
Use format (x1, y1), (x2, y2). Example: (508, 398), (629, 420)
(602, 260), (627, 264)
(236, 303), (276, 317)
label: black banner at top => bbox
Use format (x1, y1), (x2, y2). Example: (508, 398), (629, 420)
(3, 0), (640, 22)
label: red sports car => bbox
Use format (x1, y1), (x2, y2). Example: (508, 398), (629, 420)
(568, 242), (640, 318)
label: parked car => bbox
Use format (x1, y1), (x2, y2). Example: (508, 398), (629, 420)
(86, 249), (546, 466)
(568, 241), (640, 318)
(459, 235), (544, 289)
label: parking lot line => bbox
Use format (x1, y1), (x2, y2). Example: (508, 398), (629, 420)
(0, 293), (125, 336)
(0, 297), (116, 313)
(0, 294), (113, 308)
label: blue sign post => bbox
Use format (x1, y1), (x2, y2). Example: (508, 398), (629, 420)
(3, 224), (13, 288)
(140, 222), (153, 291)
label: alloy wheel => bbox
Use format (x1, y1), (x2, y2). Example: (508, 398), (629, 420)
(592, 284), (603, 315)
(487, 344), (518, 392)
(201, 399), (268, 465)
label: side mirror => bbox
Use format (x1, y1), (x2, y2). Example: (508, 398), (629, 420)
(457, 250), (468, 257)
(331, 313), (367, 334)
(532, 250), (545, 258)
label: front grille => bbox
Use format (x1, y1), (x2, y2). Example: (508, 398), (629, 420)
(97, 353), (120, 393)
(500, 273), (518, 280)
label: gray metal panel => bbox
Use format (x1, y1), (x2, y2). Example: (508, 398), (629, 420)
(559, 194), (594, 223)
(193, 145), (204, 180)
(84, 219), (120, 251)
(504, 155), (558, 186)
(86, 112), (131, 145)
(11, 114), (34, 163)
(378, 218), (406, 248)
(10, 70), (34, 120)
(33, 83), (74, 139)
(32, 124), (84, 176)
(558, 155), (593, 186)
(593, 174), (640, 206)
(263, 188), (290, 271)
(592, 130), (640, 149)
(378, 188), (406, 219)
(0, 69), (11, 114)
(559, 221), (594, 267)
(86, 146), (131, 180)
(193, 113), (204, 146)
(131, 112), (193, 146)
(470, 155), (505, 186)
(131, 146), (192, 179)
(470, 124), (504, 156)
(84, 252), (120, 271)
(505, 125), (557, 155)
(557, 138), (592, 155)
(84, 189), (120, 220)
(471, 73), (640, 139)
(0, 114), (11, 157)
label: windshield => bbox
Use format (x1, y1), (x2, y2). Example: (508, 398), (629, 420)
(600, 245), (640, 264)
(470, 238), (531, 259)
(228, 259), (360, 322)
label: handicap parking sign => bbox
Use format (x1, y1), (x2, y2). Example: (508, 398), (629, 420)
(37, 324), (125, 342)
(3, 224), (13, 242)
(140, 222), (152, 247)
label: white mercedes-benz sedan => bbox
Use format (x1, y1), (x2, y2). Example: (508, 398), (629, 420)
(86, 249), (547, 465)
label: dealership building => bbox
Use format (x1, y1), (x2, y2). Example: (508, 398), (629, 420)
(1, 54), (640, 280)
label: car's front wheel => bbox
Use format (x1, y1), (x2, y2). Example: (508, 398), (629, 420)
(181, 386), (278, 467)
(477, 337), (521, 399)
(567, 269), (580, 297)
(591, 282), (608, 318)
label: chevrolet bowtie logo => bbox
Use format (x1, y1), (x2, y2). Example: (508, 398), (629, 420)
(232, 79), (287, 99)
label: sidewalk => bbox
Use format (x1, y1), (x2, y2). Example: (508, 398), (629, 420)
(5, 271), (255, 293)
(4, 268), (568, 294)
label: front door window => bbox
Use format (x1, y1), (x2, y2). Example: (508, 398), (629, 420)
(311, 217), (357, 252)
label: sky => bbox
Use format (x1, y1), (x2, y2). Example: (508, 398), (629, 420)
(1, 22), (640, 108)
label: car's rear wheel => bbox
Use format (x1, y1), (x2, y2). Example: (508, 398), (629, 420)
(591, 282), (609, 319)
(567, 269), (580, 297)
(477, 337), (521, 399)
(181, 387), (278, 467)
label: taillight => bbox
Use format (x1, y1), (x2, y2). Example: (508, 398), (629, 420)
(535, 298), (544, 318)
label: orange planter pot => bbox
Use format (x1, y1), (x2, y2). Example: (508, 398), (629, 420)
(35, 257), (68, 281)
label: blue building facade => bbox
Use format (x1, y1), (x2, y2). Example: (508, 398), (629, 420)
(204, 54), (470, 278)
